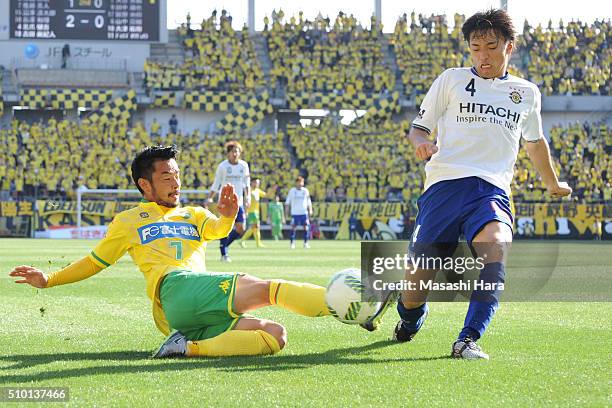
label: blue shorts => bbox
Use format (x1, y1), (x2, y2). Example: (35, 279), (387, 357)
(235, 206), (245, 224)
(291, 214), (310, 226)
(410, 177), (513, 258)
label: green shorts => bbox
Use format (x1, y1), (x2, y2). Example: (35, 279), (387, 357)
(247, 212), (259, 226)
(160, 270), (241, 341)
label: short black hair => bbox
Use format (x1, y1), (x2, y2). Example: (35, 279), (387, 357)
(462, 9), (516, 43)
(131, 145), (179, 194)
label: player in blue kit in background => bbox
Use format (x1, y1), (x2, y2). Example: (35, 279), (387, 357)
(285, 176), (313, 249)
(208, 141), (251, 262)
(378, 9), (572, 359)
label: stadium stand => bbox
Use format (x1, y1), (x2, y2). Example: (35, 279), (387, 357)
(512, 121), (610, 203)
(0, 10), (609, 208)
(287, 119), (424, 202)
(3, 116), (607, 204)
(391, 12), (470, 104)
(264, 11), (395, 95)
(520, 19), (611, 96)
(16, 69), (129, 88)
(144, 11), (265, 91)
(0, 119), (293, 200)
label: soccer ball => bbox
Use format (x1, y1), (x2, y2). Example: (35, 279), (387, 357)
(325, 268), (381, 325)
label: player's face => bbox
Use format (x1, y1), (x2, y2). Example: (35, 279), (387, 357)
(468, 31), (513, 79)
(149, 159), (181, 208)
(296, 179), (304, 188)
(227, 147), (241, 164)
(251, 179), (260, 188)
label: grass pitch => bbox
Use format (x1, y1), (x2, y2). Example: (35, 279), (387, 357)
(1, 239), (610, 406)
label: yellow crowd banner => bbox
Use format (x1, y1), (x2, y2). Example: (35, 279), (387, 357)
(31, 200), (610, 240)
(0, 201), (35, 217)
(35, 200), (138, 229)
(514, 203), (607, 237)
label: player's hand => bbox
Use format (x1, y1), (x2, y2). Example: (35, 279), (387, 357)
(9, 266), (48, 288)
(415, 142), (438, 161)
(217, 184), (239, 218)
(548, 181), (572, 198)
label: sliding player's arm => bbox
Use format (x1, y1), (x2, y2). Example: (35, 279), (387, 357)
(9, 217), (129, 288)
(9, 258), (103, 289)
(201, 184), (239, 240)
(522, 87), (572, 198)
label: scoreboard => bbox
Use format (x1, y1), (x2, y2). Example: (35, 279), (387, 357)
(10, 0), (160, 41)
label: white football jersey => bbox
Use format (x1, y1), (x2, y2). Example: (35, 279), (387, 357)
(285, 187), (312, 216)
(412, 67), (544, 194)
(210, 159), (250, 205)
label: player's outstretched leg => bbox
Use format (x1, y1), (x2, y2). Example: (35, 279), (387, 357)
(234, 274), (330, 318)
(153, 317), (286, 358)
(452, 221), (511, 360)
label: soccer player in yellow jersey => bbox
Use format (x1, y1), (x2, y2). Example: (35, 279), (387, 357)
(240, 178), (266, 248)
(9, 145), (333, 358)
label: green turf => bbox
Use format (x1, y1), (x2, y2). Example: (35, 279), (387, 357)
(1, 239), (610, 406)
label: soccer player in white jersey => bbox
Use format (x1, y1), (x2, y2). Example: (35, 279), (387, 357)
(285, 176), (313, 249)
(384, 9), (571, 359)
(208, 141), (251, 262)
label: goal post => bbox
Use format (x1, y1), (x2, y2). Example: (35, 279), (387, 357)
(75, 186), (209, 234)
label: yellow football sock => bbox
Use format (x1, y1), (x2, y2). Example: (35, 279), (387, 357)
(185, 329), (280, 357)
(255, 230), (262, 246)
(269, 280), (330, 317)
(242, 229), (254, 241)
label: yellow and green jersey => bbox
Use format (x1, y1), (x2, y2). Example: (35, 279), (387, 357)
(88, 200), (234, 334)
(247, 188), (266, 214)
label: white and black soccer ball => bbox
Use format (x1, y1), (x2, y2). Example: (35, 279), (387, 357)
(325, 268), (381, 325)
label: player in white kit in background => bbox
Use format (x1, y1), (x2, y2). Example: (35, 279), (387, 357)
(208, 141), (251, 262)
(372, 9), (572, 359)
(285, 176), (313, 249)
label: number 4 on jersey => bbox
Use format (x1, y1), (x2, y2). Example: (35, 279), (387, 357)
(465, 78), (476, 97)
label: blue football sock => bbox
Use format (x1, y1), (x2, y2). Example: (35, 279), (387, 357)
(290, 229), (296, 243)
(397, 300), (429, 334)
(220, 238), (228, 256)
(225, 229), (242, 248)
(303, 227), (309, 243)
(459, 262), (505, 341)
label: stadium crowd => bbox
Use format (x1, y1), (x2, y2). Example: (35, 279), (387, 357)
(391, 12), (470, 104)
(0, 117), (608, 204)
(144, 10), (264, 91)
(264, 10), (395, 95)
(0, 11), (610, 206)
(520, 19), (611, 96)
(287, 118), (424, 202)
(0, 119), (293, 200)
(513, 121), (610, 203)
(144, 10), (610, 99)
